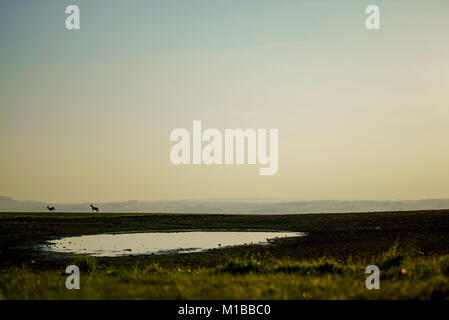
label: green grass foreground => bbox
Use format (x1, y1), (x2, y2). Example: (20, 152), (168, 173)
(1, 247), (449, 299)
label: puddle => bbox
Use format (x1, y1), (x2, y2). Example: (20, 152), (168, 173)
(40, 230), (303, 257)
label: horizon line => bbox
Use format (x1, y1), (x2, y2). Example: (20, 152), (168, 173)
(2, 195), (449, 205)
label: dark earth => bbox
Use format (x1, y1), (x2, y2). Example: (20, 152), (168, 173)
(1, 210), (448, 270)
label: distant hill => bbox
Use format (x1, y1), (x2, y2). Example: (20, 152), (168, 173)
(1, 196), (449, 214)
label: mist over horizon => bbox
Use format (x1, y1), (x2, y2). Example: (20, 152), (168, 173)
(2, 195), (449, 214)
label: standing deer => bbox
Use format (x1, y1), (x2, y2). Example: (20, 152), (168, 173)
(47, 206), (55, 212)
(90, 204), (99, 213)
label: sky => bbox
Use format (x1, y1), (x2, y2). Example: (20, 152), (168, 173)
(0, 0), (448, 203)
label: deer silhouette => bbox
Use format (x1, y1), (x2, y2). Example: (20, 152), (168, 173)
(47, 206), (55, 212)
(90, 204), (99, 213)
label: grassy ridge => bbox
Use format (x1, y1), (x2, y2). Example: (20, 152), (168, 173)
(1, 247), (449, 299)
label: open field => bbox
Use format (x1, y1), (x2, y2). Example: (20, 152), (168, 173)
(1, 210), (449, 299)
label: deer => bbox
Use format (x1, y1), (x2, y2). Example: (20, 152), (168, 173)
(90, 204), (99, 213)
(47, 206), (55, 212)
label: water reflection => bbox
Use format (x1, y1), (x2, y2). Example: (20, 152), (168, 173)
(41, 230), (303, 257)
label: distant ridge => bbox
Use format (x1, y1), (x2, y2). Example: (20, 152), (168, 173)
(1, 196), (449, 214)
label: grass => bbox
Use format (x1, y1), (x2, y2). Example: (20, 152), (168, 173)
(1, 247), (449, 300)
(1, 210), (448, 299)
(72, 255), (99, 273)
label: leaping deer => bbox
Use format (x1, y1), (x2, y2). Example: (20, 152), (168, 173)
(90, 204), (99, 213)
(47, 206), (55, 212)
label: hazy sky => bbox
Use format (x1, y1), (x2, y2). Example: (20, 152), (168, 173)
(1, 0), (448, 203)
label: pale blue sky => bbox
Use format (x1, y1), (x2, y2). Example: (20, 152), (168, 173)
(1, 1), (448, 202)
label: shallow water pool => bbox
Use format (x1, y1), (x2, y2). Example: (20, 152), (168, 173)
(41, 230), (303, 257)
